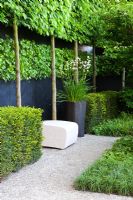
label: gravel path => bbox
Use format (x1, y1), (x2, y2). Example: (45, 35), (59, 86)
(0, 135), (132, 200)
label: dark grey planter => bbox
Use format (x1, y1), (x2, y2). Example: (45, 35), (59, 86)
(66, 101), (87, 137)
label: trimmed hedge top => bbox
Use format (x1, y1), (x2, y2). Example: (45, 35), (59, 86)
(0, 107), (43, 179)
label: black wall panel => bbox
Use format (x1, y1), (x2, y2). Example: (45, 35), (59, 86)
(0, 78), (64, 120)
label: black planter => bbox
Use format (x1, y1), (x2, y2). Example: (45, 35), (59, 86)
(66, 101), (87, 137)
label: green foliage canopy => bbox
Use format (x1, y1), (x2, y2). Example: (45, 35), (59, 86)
(66, 0), (91, 43)
(0, 0), (75, 40)
(0, 0), (132, 79)
(0, 0), (27, 24)
(95, 1), (133, 77)
(0, 0), (132, 43)
(101, 2), (133, 46)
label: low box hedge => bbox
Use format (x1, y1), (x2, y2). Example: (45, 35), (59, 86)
(0, 107), (43, 179)
(86, 91), (119, 133)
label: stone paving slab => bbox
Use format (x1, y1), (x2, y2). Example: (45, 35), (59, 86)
(0, 135), (132, 200)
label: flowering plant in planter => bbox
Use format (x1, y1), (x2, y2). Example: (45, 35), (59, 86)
(58, 56), (91, 102)
(60, 56), (91, 83)
(58, 56), (91, 137)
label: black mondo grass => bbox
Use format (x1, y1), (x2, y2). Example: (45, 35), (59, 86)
(74, 136), (133, 196)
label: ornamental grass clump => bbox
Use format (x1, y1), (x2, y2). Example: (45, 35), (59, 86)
(58, 80), (88, 102)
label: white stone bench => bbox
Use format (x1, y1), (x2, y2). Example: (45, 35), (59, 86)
(42, 120), (78, 149)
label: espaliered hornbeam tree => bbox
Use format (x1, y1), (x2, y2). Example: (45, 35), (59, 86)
(13, 16), (21, 106)
(51, 35), (56, 120)
(67, 0), (91, 83)
(0, 1), (26, 106)
(19, 0), (75, 119)
(35, 0), (73, 120)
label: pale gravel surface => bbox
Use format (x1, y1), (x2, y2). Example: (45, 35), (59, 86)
(0, 135), (133, 200)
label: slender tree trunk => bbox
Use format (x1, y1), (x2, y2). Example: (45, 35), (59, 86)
(51, 35), (57, 120)
(13, 17), (21, 107)
(122, 67), (126, 90)
(74, 40), (79, 83)
(92, 43), (96, 92)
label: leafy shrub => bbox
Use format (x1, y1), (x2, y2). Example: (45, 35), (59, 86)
(119, 88), (133, 113)
(96, 45), (133, 77)
(0, 107), (43, 179)
(0, 37), (87, 81)
(86, 91), (119, 132)
(112, 136), (133, 153)
(92, 113), (133, 137)
(74, 136), (133, 196)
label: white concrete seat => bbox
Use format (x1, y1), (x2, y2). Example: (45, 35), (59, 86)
(42, 120), (78, 149)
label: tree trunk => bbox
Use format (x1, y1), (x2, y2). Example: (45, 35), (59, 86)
(92, 43), (96, 92)
(122, 67), (126, 90)
(51, 35), (57, 120)
(13, 17), (21, 107)
(74, 40), (79, 83)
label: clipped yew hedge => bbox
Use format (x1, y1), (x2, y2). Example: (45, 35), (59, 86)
(0, 107), (43, 179)
(86, 91), (119, 133)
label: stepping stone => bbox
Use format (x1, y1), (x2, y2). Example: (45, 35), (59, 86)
(42, 120), (78, 149)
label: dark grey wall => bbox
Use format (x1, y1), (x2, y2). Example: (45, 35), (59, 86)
(96, 76), (122, 91)
(0, 78), (65, 120)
